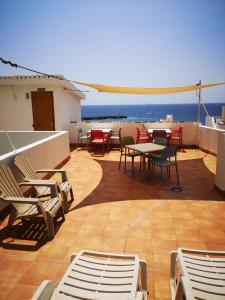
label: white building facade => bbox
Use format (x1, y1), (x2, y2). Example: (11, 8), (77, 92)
(0, 75), (85, 134)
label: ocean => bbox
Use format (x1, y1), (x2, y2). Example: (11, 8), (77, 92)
(81, 103), (225, 124)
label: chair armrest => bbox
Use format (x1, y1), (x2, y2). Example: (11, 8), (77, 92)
(19, 180), (58, 197)
(31, 280), (54, 300)
(3, 196), (40, 205)
(139, 259), (147, 292)
(36, 169), (68, 182)
(170, 250), (178, 300)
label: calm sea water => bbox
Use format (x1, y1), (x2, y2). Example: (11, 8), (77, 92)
(81, 103), (225, 124)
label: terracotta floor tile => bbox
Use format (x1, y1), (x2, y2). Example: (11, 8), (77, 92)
(19, 260), (62, 285)
(151, 228), (177, 240)
(0, 148), (223, 300)
(5, 283), (37, 300)
(175, 229), (201, 242)
(154, 272), (171, 299)
(153, 254), (171, 271)
(125, 236), (152, 254)
(36, 244), (70, 260)
(177, 240), (207, 250)
(152, 239), (178, 254)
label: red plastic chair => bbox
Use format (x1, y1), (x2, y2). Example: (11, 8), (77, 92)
(169, 126), (183, 150)
(89, 130), (110, 155)
(136, 128), (150, 144)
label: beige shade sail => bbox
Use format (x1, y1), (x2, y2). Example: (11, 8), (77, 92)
(73, 81), (225, 95)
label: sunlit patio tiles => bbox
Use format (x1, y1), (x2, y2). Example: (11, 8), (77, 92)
(100, 234), (126, 252)
(153, 251), (171, 269)
(171, 218), (198, 230)
(152, 239), (178, 255)
(0, 256), (32, 283)
(0, 281), (24, 300)
(19, 260), (63, 286)
(177, 240), (208, 250)
(3, 248), (39, 261)
(154, 271), (171, 300)
(151, 227), (177, 241)
(199, 229), (225, 243)
(5, 283), (38, 300)
(126, 225), (151, 240)
(206, 243), (225, 251)
(147, 272), (155, 300)
(175, 229), (202, 242)
(36, 244), (71, 261)
(125, 234), (152, 254)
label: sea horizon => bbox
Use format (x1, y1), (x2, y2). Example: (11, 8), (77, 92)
(81, 102), (225, 124)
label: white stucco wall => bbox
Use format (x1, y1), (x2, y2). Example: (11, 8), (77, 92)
(55, 87), (81, 132)
(0, 85), (34, 130)
(0, 77), (84, 134)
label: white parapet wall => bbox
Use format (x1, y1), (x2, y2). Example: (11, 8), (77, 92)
(198, 125), (225, 155)
(215, 131), (225, 192)
(69, 121), (199, 145)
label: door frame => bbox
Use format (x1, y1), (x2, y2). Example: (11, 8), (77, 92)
(31, 91), (55, 131)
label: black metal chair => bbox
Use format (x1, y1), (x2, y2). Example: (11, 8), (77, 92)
(118, 129), (141, 174)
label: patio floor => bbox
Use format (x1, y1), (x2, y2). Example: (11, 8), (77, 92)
(0, 147), (224, 299)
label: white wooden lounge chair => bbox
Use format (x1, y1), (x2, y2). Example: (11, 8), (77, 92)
(14, 154), (74, 213)
(170, 248), (225, 300)
(32, 250), (148, 300)
(0, 164), (65, 240)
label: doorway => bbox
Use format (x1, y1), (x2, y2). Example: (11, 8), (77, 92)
(31, 91), (55, 131)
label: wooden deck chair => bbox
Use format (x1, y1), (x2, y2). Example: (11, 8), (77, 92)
(170, 248), (225, 300)
(15, 154), (74, 213)
(32, 250), (148, 300)
(0, 164), (65, 240)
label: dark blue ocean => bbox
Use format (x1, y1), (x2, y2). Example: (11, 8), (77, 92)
(81, 103), (225, 124)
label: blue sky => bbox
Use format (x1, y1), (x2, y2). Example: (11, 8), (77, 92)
(1, 0), (225, 105)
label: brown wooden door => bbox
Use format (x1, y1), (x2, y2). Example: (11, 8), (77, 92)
(31, 91), (55, 131)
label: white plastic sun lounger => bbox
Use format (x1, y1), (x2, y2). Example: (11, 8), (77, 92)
(170, 248), (225, 300)
(32, 250), (147, 300)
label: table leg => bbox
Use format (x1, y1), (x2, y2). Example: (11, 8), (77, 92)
(141, 154), (146, 181)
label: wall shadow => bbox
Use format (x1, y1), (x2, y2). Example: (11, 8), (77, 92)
(74, 157), (224, 210)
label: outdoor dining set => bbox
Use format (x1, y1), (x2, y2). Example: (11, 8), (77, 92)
(77, 125), (183, 185)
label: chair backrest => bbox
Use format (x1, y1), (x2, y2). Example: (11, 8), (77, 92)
(178, 126), (183, 137)
(15, 154), (37, 180)
(91, 129), (104, 139)
(152, 130), (167, 139)
(161, 145), (177, 160)
(137, 127), (148, 135)
(153, 137), (168, 146)
(0, 164), (25, 212)
(0, 165), (23, 198)
(77, 126), (82, 134)
(121, 136), (135, 147)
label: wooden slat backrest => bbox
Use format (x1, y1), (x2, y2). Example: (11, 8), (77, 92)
(0, 165), (23, 197)
(15, 154), (37, 180)
(0, 164), (31, 213)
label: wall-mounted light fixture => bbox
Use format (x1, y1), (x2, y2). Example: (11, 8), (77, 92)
(26, 92), (30, 99)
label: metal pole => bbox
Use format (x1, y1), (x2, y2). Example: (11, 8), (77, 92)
(197, 80), (201, 124)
